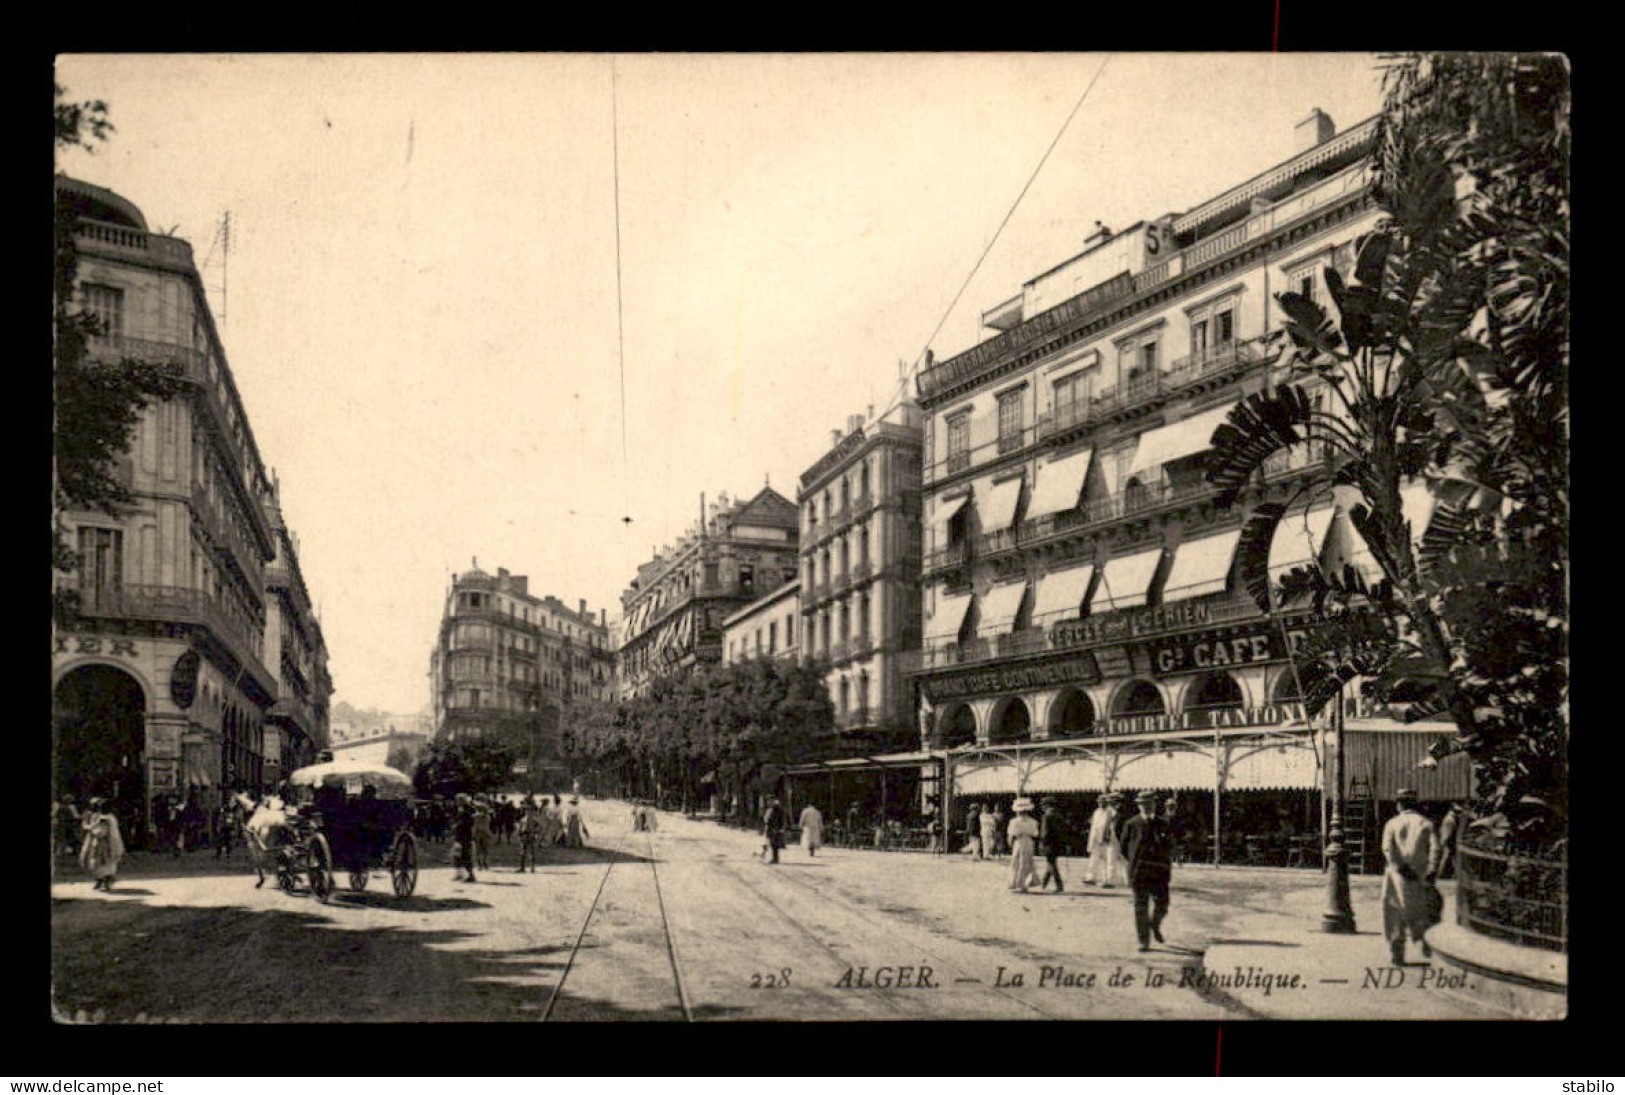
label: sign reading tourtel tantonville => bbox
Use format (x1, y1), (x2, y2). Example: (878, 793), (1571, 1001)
(49, 51), (1567, 1029)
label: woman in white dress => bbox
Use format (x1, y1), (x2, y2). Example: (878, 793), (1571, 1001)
(798, 803), (824, 857)
(79, 797), (125, 892)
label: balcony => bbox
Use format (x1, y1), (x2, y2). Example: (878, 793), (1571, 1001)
(837, 705), (874, 731)
(830, 638), (852, 663)
(923, 541), (969, 573)
(852, 634), (876, 660)
(72, 582), (273, 693)
(1164, 339), (1262, 389)
(851, 491), (875, 516)
(1037, 400), (1094, 441)
(850, 559), (873, 584)
(975, 527), (1018, 559)
(945, 451), (971, 475)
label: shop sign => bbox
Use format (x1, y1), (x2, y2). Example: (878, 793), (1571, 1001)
(52, 634), (138, 657)
(925, 653), (1101, 701)
(1147, 624), (1311, 676)
(170, 650), (200, 709)
(1095, 701), (1310, 737)
(148, 724), (182, 758)
(1051, 600), (1214, 649)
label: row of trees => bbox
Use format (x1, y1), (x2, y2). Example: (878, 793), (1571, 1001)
(565, 657), (839, 819)
(1208, 53), (1568, 849)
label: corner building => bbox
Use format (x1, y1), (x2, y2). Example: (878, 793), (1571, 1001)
(796, 406), (924, 752)
(51, 176), (331, 844)
(616, 487), (800, 699)
(908, 112), (1466, 869)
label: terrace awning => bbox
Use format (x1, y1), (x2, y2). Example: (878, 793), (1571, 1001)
(1162, 528), (1242, 603)
(1128, 401), (1238, 474)
(1026, 448), (1094, 519)
(1270, 505), (1337, 574)
(1092, 547), (1164, 610)
(982, 475), (1025, 533)
(925, 591), (974, 643)
(976, 581), (1030, 638)
(931, 491), (972, 549)
(1031, 564), (1095, 622)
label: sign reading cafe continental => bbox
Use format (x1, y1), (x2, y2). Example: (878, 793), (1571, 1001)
(923, 652), (1102, 701)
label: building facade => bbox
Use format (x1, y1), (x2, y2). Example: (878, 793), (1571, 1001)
(429, 566), (613, 777)
(907, 111), (1465, 867)
(722, 580), (801, 665)
(51, 175), (331, 844)
(330, 724), (430, 770)
(616, 487), (800, 699)
(797, 406), (924, 752)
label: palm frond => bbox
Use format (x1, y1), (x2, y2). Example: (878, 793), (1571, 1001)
(1206, 386), (1316, 506)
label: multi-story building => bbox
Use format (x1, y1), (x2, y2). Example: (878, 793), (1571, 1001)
(722, 580), (800, 666)
(907, 110), (1466, 867)
(262, 478), (333, 780)
(616, 486), (800, 699)
(429, 566), (613, 776)
(330, 723), (430, 770)
(51, 175), (330, 842)
(796, 405), (924, 751)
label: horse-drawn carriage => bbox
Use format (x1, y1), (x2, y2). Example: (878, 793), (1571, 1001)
(242, 759), (419, 901)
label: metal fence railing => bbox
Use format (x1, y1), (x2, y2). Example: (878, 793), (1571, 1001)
(1456, 840), (1567, 953)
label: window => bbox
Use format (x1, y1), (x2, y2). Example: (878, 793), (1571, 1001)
(1215, 307), (1234, 346)
(785, 615), (794, 645)
(946, 412), (971, 473)
(1139, 341), (1159, 375)
(1190, 318), (1210, 359)
(859, 530), (870, 565)
(703, 562), (718, 588)
(82, 284), (124, 339)
(77, 527), (122, 605)
(740, 564), (755, 594)
(768, 621), (777, 654)
(997, 389), (1025, 453)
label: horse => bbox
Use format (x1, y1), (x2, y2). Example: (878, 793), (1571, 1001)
(239, 792), (299, 889)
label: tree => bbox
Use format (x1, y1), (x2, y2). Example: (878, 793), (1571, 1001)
(412, 734), (522, 797)
(1205, 53), (1568, 846)
(54, 85), (187, 623)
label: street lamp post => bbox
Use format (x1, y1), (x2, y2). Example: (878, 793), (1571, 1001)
(1322, 686), (1356, 933)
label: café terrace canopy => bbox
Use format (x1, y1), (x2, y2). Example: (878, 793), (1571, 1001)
(925, 590), (974, 644)
(1091, 546), (1164, 611)
(981, 474), (1025, 533)
(1161, 527), (1243, 603)
(1032, 564), (1095, 622)
(976, 581), (1030, 638)
(1270, 505), (1337, 574)
(1127, 401), (1239, 475)
(1025, 448), (1094, 520)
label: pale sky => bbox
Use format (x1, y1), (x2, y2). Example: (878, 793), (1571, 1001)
(54, 52), (1386, 715)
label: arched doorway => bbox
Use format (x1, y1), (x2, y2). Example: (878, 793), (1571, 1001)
(1049, 688), (1096, 738)
(1112, 679), (1166, 717)
(989, 697), (1032, 743)
(936, 703), (977, 749)
(1185, 672), (1244, 717)
(53, 664), (147, 840)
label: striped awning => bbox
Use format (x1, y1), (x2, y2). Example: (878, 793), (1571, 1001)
(931, 491), (972, 549)
(955, 762), (1018, 796)
(1026, 448), (1094, 520)
(1223, 738), (1321, 790)
(1109, 746), (1216, 791)
(1270, 506), (1337, 574)
(1022, 756), (1109, 793)
(1092, 547), (1164, 610)
(1162, 528), (1242, 603)
(1128, 402), (1238, 474)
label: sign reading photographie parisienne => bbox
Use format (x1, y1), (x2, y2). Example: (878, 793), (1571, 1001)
(924, 652), (1102, 701)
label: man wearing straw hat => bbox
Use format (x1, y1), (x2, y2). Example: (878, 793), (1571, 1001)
(1121, 789), (1174, 951)
(1381, 788), (1439, 965)
(1006, 798), (1042, 893)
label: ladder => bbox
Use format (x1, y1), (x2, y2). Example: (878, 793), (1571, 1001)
(1343, 776), (1375, 875)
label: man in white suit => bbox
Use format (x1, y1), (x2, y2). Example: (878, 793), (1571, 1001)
(1381, 788), (1439, 965)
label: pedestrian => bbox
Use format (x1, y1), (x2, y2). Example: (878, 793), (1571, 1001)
(845, 802), (862, 848)
(1038, 797), (1066, 892)
(644, 803), (658, 832)
(1381, 789), (1439, 965)
(963, 803), (983, 858)
(761, 795), (787, 864)
(79, 797), (125, 892)
(550, 794), (566, 845)
(473, 796), (494, 870)
(991, 802), (1009, 856)
(1434, 801), (1464, 880)
(216, 792), (244, 859)
(798, 802), (824, 857)
(1163, 795), (1182, 864)
(1122, 789), (1174, 952)
(1086, 794), (1121, 886)
(452, 794), (478, 883)
(631, 802), (645, 832)
(1007, 797), (1042, 893)
(564, 796), (589, 848)
(517, 801), (541, 873)
(179, 793), (206, 854)
(978, 802), (998, 862)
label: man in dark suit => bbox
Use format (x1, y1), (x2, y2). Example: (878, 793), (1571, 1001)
(1121, 789), (1173, 952)
(1037, 798), (1066, 892)
(762, 795), (788, 864)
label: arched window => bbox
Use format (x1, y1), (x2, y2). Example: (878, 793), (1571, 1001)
(1050, 688), (1096, 737)
(990, 697), (1032, 742)
(1112, 679), (1165, 717)
(1185, 672), (1244, 714)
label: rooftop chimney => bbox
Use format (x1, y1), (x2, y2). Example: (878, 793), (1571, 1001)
(847, 413), (864, 434)
(579, 598), (587, 619)
(1295, 108), (1335, 152)
(831, 428), (843, 446)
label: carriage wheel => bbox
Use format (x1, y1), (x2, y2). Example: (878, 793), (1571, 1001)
(307, 834), (335, 902)
(391, 832), (418, 898)
(276, 849), (297, 892)
(348, 869), (369, 892)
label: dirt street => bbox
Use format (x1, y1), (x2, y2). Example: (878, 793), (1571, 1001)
(50, 797), (1485, 1022)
